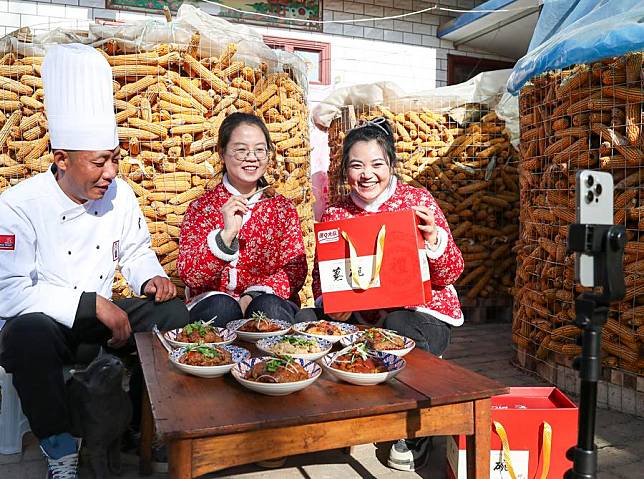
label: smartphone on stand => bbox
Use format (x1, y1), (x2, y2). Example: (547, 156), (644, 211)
(575, 170), (614, 287)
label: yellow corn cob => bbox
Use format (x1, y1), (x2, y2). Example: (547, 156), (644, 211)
(127, 118), (168, 138)
(170, 123), (212, 136)
(188, 136), (217, 154)
(165, 87), (208, 114)
(154, 171), (192, 183)
(229, 87), (255, 104)
(25, 153), (53, 172)
(255, 83), (278, 106)
(20, 95), (43, 110)
(0, 53), (15, 65)
(111, 65), (166, 78)
(0, 153), (18, 166)
(159, 91), (197, 109)
(164, 214), (184, 226)
(221, 61), (244, 78)
(151, 232), (172, 248)
(281, 78), (304, 96)
(0, 100), (21, 111)
(0, 90), (18, 101)
(22, 125), (43, 141)
(139, 97), (152, 122)
(138, 151), (166, 164)
(169, 186), (205, 205)
(276, 135), (304, 152)
(181, 53), (229, 93)
(118, 127), (160, 141)
(16, 56), (43, 65)
(23, 133), (50, 162)
(115, 109), (137, 124)
(259, 95), (280, 115)
(0, 110), (22, 151)
(270, 132), (290, 143)
(114, 75), (157, 100)
(153, 180), (192, 192)
(231, 77), (252, 91)
(154, 240), (178, 255)
(218, 43), (238, 68)
(157, 51), (182, 68)
(0, 164), (27, 176)
(212, 95), (237, 115)
(107, 52), (159, 66)
(603, 86), (644, 102)
(0, 65), (34, 77)
(165, 71), (215, 109)
(147, 222), (181, 237)
(170, 114), (206, 124)
(125, 177), (150, 198)
(157, 100), (201, 116)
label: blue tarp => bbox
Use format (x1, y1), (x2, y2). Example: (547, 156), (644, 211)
(507, 0), (644, 94)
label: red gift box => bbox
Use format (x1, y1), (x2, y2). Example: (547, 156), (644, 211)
(314, 209), (431, 314)
(447, 387), (578, 479)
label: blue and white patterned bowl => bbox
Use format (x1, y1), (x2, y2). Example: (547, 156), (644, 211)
(321, 350), (406, 386)
(292, 321), (359, 344)
(226, 318), (292, 343)
(231, 356), (322, 396)
(169, 345), (250, 378)
(339, 330), (416, 357)
(164, 326), (236, 349)
(256, 335), (333, 361)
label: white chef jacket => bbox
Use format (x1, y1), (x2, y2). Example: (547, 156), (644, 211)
(0, 167), (166, 328)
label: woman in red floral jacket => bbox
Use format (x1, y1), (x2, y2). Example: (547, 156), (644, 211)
(299, 116), (465, 471)
(178, 113), (307, 325)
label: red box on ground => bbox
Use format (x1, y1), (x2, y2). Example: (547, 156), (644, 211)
(447, 387), (578, 479)
(314, 210), (431, 314)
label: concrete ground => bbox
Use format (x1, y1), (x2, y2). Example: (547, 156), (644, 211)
(2, 322), (643, 478)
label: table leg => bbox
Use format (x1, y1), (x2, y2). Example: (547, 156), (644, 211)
(169, 439), (192, 479)
(466, 398), (491, 479)
(139, 387), (153, 476)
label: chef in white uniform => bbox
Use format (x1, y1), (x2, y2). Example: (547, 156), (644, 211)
(0, 44), (188, 478)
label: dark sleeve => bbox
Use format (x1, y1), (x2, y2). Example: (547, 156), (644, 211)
(74, 292), (97, 322)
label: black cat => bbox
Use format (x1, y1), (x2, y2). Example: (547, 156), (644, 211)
(68, 349), (132, 479)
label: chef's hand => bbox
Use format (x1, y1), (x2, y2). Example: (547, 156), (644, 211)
(96, 295), (131, 348)
(144, 276), (177, 303)
(328, 311), (352, 322)
(412, 205), (438, 247)
(220, 195), (248, 246)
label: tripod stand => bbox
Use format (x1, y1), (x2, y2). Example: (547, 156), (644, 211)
(565, 223), (626, 479)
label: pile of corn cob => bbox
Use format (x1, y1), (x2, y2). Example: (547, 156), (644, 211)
(327, 105), (520, 300)
(514, 51), (644, 374)
(0, 34), (315, 305)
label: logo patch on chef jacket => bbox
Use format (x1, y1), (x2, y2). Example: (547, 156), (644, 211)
(0, 234), (15, 251)
(112, 240), (119, 261)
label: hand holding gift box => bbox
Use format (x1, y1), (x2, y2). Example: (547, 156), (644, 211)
(314, 209), (432, 314)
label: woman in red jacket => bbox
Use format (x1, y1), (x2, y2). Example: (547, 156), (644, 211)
(178, 113), (307, 325)
(299, 117), (465, 471)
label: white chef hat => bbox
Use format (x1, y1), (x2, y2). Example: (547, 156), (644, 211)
(42, 43), (118, 151)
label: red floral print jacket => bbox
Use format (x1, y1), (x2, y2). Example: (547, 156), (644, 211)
(178, 181), (307, 300)
(313, 179), (465, 326)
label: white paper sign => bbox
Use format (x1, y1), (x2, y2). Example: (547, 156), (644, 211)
(318, 255), (381, 293)
(446, 436), (530, 479)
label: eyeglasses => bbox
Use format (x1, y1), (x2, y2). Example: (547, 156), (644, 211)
(228, 147), (270, 161)
(352, 116), (390, 136)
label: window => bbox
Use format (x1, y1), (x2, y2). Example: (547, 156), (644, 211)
(264, 36), (331, 85)
(447, 54), (514, 85)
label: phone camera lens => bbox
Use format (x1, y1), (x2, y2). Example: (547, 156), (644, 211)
(595, 183), (602, 195)
(586, 191), (594, 203)
(586, 175), (594, 187)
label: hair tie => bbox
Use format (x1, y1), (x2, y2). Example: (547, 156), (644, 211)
(352, 116), (390, 137)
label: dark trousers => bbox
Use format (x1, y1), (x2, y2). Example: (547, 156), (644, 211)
(0, 297), (189, 439)
(189, 293), (299, 326)
(294, 308), (451, 356)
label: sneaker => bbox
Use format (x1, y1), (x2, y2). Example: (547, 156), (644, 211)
(387, 437), (432, 472)
(40, 437), (81, 479)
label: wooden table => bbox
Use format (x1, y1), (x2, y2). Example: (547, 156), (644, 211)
(136, 332), (508, 479)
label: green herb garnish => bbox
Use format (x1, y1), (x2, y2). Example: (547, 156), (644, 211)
(265, 355), (294, 372)
(281, 336), (315, 347)
(185, 344), (222, 358)
(183, 321), (211, 337)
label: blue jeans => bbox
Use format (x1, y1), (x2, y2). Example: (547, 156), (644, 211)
(189, 293), (299, 326)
